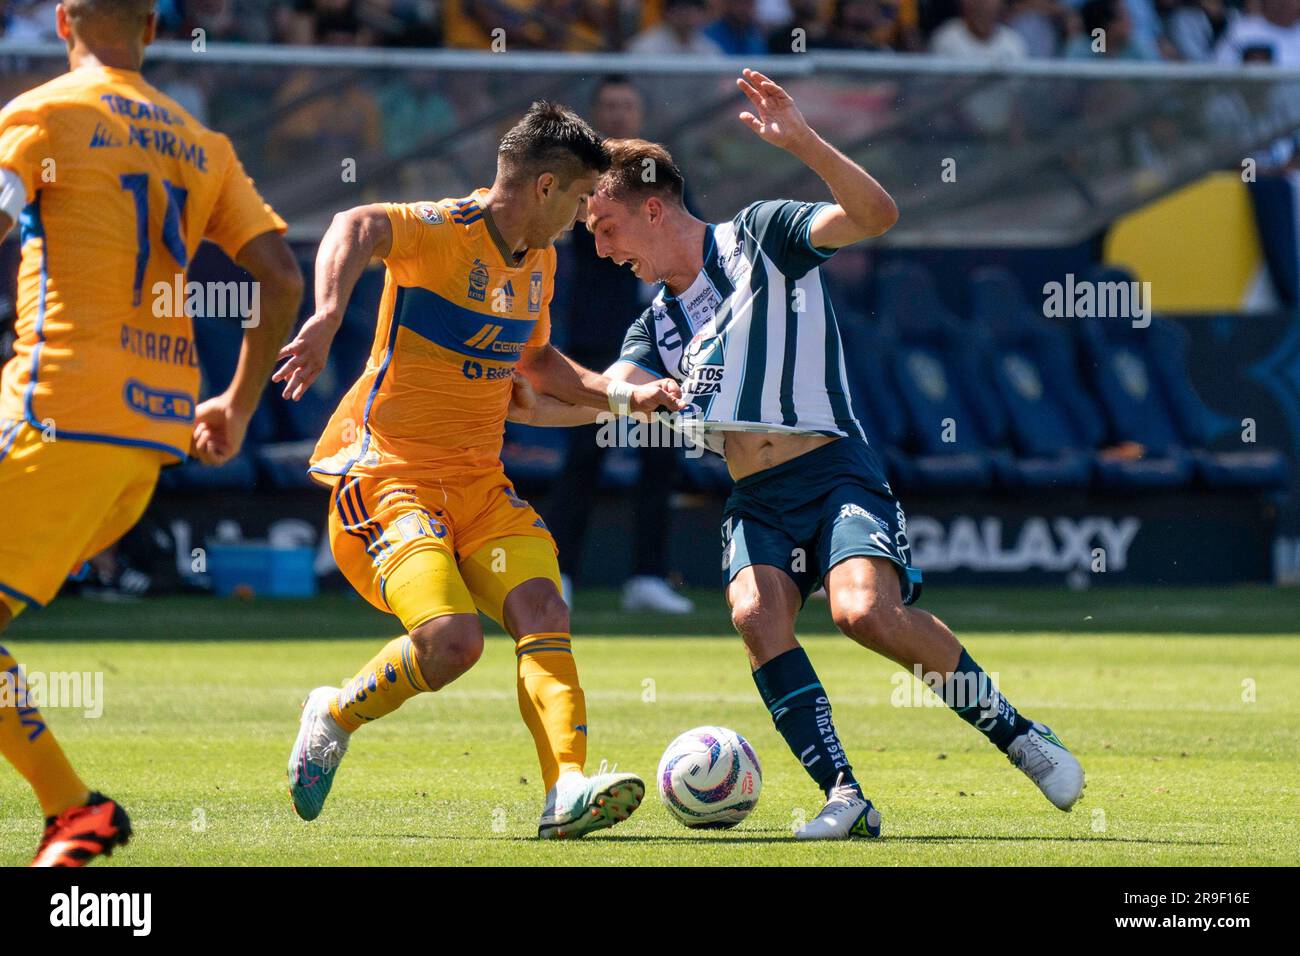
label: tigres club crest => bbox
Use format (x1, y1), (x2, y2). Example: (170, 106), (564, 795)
(467, 259), (489, 302)
(527, 271), (543, 313)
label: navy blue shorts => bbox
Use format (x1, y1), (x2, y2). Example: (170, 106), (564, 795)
(721, 439), (921, 605)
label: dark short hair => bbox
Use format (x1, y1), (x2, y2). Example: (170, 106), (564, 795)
(497, 101), (610, 189)
(64, 0), (155, 24)
(598, 138), (686, 206)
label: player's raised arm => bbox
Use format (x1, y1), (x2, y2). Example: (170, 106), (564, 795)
(517, 343), (682, 418)
(736, 68), (898, 249)
(191, 231), (305, 465)
(273, 204), (393, 401)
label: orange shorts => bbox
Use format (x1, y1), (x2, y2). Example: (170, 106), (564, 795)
(327, 464), (559, 631)
(0, 421), (162, 615)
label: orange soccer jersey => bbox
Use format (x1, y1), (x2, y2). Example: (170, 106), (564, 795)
(0, 65), (286, 461)
(310, 190), (555, 482)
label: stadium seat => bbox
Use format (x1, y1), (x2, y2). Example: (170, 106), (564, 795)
(837, 312), (916, 490)
(1077, 266), (1285, 491)
(872, 262), (993, 490)
(158, 450), (259, 491)
(1144, 320), (1288, 490)
(1075, 268), (1195, 489)
(967, 267), (1099, 489)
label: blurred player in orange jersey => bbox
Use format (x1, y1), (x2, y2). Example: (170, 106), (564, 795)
(0, 0), (303, 865)
(276, 102), (681, 838)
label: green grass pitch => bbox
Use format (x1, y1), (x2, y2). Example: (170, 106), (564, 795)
(2, 586), (1297, 866)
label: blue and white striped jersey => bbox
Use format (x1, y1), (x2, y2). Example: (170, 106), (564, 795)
(618, 199), (871, 460)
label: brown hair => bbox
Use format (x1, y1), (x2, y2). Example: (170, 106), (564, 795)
(598, 138), (686, 206)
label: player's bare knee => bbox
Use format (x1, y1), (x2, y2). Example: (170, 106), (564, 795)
(832, 590), (903, 653)
(409, 616), (483, 687)
(729, 591), (787, 648)
(505, 579), (569, 637)
(728, 589), (762, 638)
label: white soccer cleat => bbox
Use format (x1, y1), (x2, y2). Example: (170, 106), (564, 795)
(538, 770), (645, 839)
(1007, 722), (1085, 811)
(621, 575), (694, 614)
(288, 686), (351, 821)
(560, 573), (574, 610)
(795, 773), (882, 840)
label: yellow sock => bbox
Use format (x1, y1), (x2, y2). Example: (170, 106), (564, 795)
(0, 645), (90, 816)
(516, 633), (587, 792)
(329, 636), (431, 733)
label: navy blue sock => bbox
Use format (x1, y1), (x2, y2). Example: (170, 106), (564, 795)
(942, 648), (1032, 752)
(752, 647), (858, 796)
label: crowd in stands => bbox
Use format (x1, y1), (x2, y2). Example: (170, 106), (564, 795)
(1, 0), (1298, 66)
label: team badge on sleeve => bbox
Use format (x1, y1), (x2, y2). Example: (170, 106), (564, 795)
(416, 203), (445, 225)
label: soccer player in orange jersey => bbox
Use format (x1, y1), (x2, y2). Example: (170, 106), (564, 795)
(276, 103), (681, 838)
(0, 0), (303, 865)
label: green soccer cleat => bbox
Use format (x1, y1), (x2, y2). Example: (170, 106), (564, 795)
(287, 686), (351, 821)
(537, 770), (645, 839)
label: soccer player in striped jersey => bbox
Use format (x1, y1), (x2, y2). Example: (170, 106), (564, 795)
(512, 69), (1085, 839)
(0, 0), (301, 865)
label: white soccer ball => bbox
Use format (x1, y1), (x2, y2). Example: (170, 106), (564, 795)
(656, 726), (762, 829)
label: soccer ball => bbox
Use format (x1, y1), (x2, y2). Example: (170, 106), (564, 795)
(656, 726), (762, 829)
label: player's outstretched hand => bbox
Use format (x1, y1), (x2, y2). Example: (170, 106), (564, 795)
(630, 377), (683, 417)
(508, 370), (537, 423)
(736, 68), (813, 152)
(272, 311), (339, 401)
(190, 393), (249, 466)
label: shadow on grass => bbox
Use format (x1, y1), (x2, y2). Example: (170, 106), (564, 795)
(362, 831), (1225, 848)
(10, 585), (1300, 642)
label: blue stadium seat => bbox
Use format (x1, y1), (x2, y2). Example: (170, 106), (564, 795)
(836, 312), (916, 490)
(251, 264), (385, 488)
(190, 311), (278, 446)
(1076, 268), (1195, 489)
(1077, 265), (1284, 490)
(873, 262), (993, 489)
(158, 450), (259, 491)
(1144, 320), (1288, 490)
(967, 267), (1097, 489)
